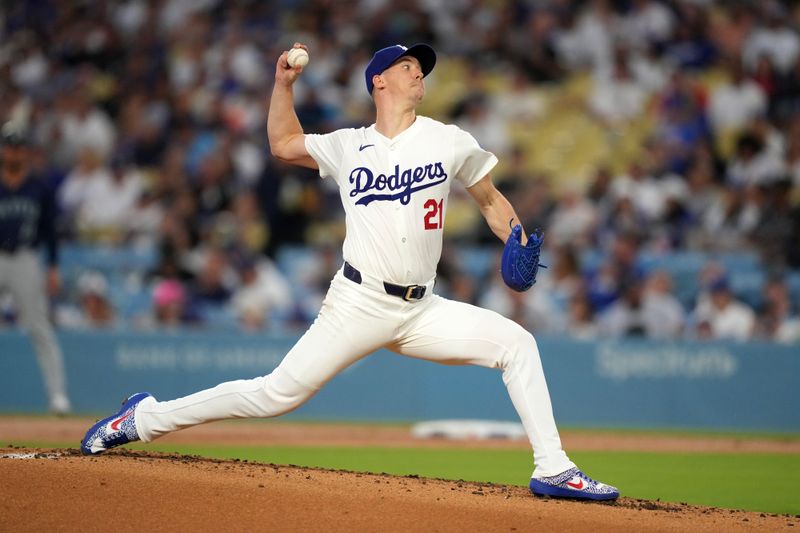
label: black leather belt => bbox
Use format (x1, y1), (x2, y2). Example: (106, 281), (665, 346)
(343, 262), (427, 301)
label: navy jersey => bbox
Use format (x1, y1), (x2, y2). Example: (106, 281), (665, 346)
(0, 175), (58, 266)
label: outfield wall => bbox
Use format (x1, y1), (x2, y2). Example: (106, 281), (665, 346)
(1, 331), (797, 432)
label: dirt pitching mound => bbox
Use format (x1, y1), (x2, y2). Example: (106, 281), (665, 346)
(1, 447), (795, 532)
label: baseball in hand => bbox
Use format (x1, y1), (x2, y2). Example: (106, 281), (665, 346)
(287, 48), (309, 68)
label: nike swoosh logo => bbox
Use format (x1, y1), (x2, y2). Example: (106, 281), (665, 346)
(110, 412), (132, 431)
(358, 144), (375, 151)
(566, 479), (585, 490)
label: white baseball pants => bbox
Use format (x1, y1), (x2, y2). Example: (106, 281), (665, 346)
(136, 268), (575, 477)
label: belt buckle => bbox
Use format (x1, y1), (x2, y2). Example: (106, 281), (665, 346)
(403, 285), (423, 301)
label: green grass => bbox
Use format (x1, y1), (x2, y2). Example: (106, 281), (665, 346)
(9, 440), (799, 515)
(560, 425), (800, 441)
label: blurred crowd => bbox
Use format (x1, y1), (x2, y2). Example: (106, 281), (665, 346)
(1, 0), (799, 342)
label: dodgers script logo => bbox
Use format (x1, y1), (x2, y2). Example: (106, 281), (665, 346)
(348, 163), (447, 206)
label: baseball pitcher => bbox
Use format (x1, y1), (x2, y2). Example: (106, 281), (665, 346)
(81, 43), (618, 501)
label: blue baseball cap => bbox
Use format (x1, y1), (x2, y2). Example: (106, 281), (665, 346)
(709, 276), (731, 293)
(364, 43), (436, 96)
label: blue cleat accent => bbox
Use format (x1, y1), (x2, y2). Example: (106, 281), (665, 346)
(80, 392), (153, 455)
(530, 467), (619, 501)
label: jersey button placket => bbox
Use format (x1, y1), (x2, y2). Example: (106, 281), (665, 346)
(389, 143), (401, 211)
(389, 141), (413, 281)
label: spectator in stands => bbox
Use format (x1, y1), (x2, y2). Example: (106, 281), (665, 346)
(693, 319), (715, 341)
(57, 271), (116, 330)
(751, 180), (793, 267)
(597, 277), (649, 337)
(750, 54), (779, 107)
(588, 50), (649, 126)
(8, 36), (49, 92)
(58, 148), (110, 235)
(754, 275), (799, 343)
(447, 270), (480, 307)
(701, 185), (753, 251)
(641, 270), (686, 339)
(618, 0), (675, 53)
(229, 255), (294, 331)
(506, 9), (564, 83)
(597, 269), (684, 339)
(565, 291), (598, 340)
(585, 232), (642, 313)
(116, 91), (170, 170)
(571, 0), (616, 72)
(597, 193), (645, 251)
(547, 245), (583, 303)
(663, 3), (716, 70)
(453, 93), (511, 158)
(776, 299), (800, 344)
(695, 260), (726, 297)
(56, 89), (117, 165)
(512, 244), (584, 334)
(750, 114), (787, 166)
(551, 9), (589, 72)
(693, 277), (756, 341)
(628, 42), (672, 95)
(127, 187), (166, 248)
(292, 244), (344, 323)
(774, 55), (800, 118)
(655, 179), (692, 250)
(158, 187), (200, 256)
(148, 241), (195, 285)
(548, 184), (597, 248)
(610, 161), (667, 225)
(725, 131), (785, 188)
(73, 155), (144, 243)
(654, 71), (710, 175)
(492, 68), (547, 126)
(742, 2), (800, 75)
(79, 272), (116, 328)
(684, 157), (722, 248)
(194, 150), (235, 222)
(585, 166), (615, 227)
(710, 2), (756, 62)
(232, 190), (268, 255)
(707, 60), (767, 136)
(150, 278), (195, 329)
(508, 172), (555, 246)
(187, 248), (233, 314)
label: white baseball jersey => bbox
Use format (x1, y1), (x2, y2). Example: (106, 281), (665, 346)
(305, 116), (497, 284)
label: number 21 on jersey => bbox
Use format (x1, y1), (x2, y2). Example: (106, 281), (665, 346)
(423, 198), (443, 230)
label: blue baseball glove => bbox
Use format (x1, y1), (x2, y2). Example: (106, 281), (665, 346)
(500, 223), (546, 292)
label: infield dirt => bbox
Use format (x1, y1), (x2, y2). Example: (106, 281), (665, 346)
(2, 418), (799, 531)
(1, 447), (797, 532)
